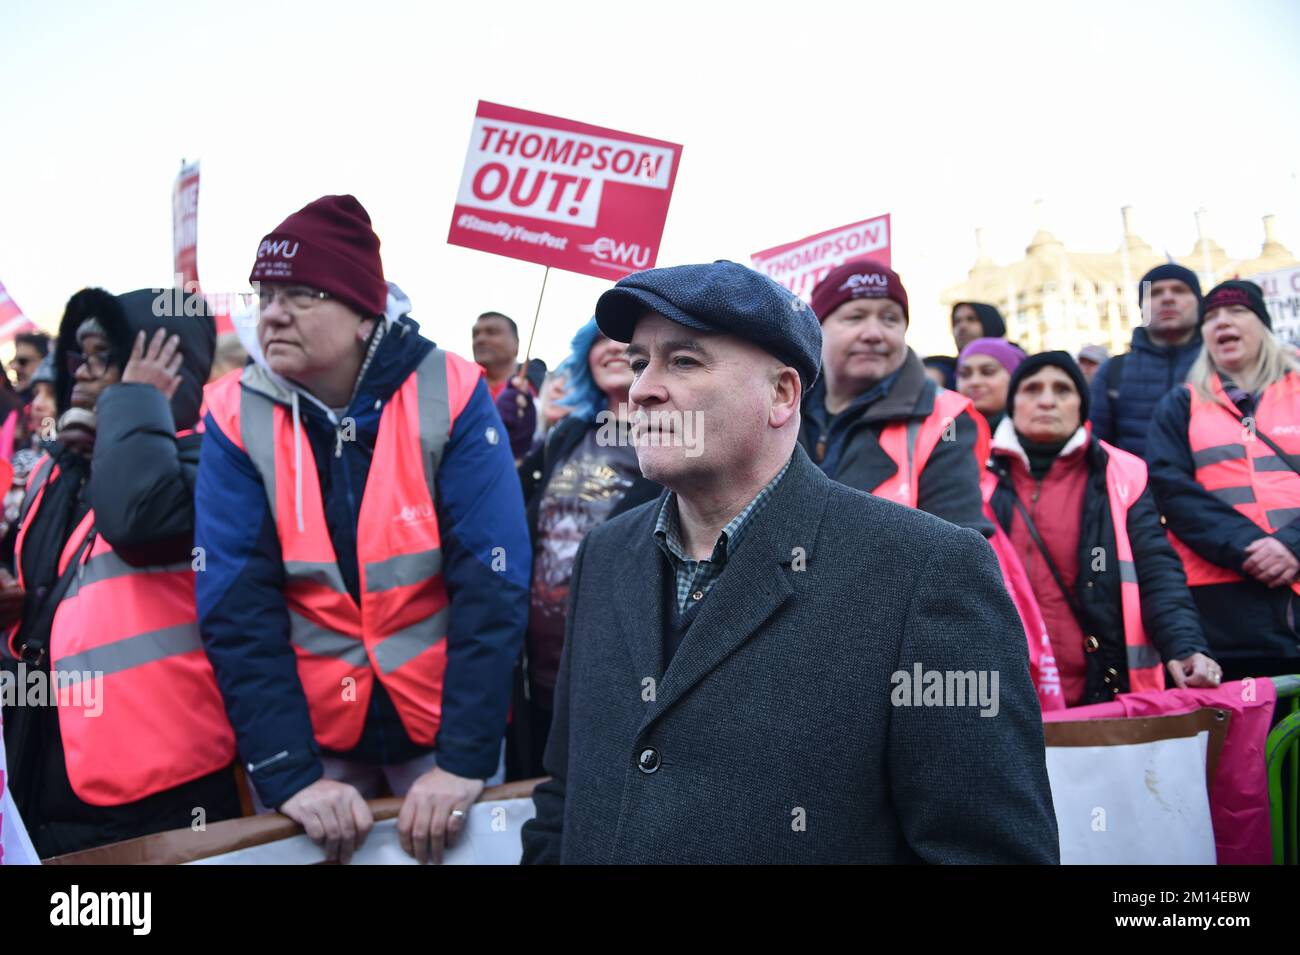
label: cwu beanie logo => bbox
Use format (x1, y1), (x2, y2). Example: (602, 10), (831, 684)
(810, 259), (910, 324)
(250, 194), (386, 318)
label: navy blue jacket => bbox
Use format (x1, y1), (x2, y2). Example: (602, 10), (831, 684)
(1090, 326), (1201, 460)
(195, 316), (531, 808)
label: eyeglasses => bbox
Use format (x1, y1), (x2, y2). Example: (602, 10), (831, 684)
(257, 285), (331, 312)
(66, 350), (111, 379)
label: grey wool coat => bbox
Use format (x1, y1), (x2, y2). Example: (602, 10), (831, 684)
(521, 445), (1059, 864)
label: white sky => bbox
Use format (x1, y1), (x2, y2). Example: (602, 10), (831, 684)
(3, 0), (1299, 363)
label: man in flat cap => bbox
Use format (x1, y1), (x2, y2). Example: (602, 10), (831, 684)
(521, 261), (1058, 864)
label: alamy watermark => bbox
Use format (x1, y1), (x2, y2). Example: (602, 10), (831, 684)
(0, 662), (104, 717)
(594, 402), (705, 458)
(151, 274), (258, 329)
(890, 663), (1000, 717)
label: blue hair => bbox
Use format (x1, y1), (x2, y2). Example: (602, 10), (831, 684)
(552, 317), (609, 424)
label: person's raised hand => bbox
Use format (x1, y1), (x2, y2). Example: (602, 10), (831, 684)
(121, 329), (184, 399)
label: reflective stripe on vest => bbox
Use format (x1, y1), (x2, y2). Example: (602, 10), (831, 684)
(873, 388), (987, 508)
(1168, 373), (1300, 598)
(1099, 440), (1164, 694)
(17, 466), (235, 807)
(209, 347), (478, 751)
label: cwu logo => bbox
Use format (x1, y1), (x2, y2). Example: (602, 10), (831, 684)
(396, 503), (434, 525)
(258, 238), (300, 259)
(578, 237), (652, 270)
(838, 272), (888, 293)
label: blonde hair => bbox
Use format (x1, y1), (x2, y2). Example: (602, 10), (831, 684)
(1188, 324), (1300, 401)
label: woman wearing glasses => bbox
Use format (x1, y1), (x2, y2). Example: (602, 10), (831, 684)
(0, 285), (239, 858)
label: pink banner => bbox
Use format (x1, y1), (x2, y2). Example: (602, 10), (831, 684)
(1045, 679), (1279, 864)
(751, 214), (891, 301)
(447, 101), (683, 279)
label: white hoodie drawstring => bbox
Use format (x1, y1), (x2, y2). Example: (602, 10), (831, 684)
(291, 390), (304, 533)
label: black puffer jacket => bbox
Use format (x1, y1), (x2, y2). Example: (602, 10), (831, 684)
(59, 287), (216, 565)
(1, 286), (233, 859)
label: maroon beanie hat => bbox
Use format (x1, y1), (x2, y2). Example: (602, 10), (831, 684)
(810, 259), (909, 324)
(249, 195), (386, 318)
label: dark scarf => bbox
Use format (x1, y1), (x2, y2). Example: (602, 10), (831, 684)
(1018, 433), (1070, 482)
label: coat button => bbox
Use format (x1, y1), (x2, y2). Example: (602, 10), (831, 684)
(1084, 635), (1100, 653)
(637, 747), (661, 774)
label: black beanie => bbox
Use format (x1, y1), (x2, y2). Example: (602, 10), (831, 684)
(1008, 351), (1091, 423)
(952, 301), (1007, 339)
(1139, 263), (1202, 304)
(1200, 280), (1272, 330)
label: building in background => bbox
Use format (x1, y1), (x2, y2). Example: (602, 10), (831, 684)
(941, 204), (1298, 355)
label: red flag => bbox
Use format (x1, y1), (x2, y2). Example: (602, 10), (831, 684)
(0, 281), (37, 343)
(173, 161), (201, 289)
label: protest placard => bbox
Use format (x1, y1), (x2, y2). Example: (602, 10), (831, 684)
(173, 161), (200, 289)
(448, 101), (682, 280)
(752, 214), (891, 301)
(1250, 263), (1300, 346)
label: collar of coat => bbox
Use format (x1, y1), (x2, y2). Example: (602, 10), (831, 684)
(990, 415), (1090, 473)
(608, 443), (831, 725)
(1130, 323), (1202, 356)
(805, 347), (936, 427)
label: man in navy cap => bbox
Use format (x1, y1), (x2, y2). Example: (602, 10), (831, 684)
(1090, 263), (1203, 460)
(521, 260), (1058, 864)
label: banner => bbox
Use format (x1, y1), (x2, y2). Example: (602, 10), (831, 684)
(1250, 263), (1300, 346)
(44, 779), (542, 865)
(0, 712), (41, 865)
(447, 101), (683, 279)
(1044, 710), (1220, 865)
(1045, 679), (1278, 864)
(0, 281), (37, 343)
(172, 161), (200, 289)
(751, 214), (891, 302)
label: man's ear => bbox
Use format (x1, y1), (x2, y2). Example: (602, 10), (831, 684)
(769, 365), (802, 429)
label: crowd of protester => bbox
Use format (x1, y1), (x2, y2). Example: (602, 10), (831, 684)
(1, 193), (1296, 863)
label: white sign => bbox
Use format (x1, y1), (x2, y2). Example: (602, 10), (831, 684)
(1046, 732), (1216, 865)
(1250, 264), (1300, 346)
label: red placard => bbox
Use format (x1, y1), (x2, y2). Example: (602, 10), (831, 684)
(751, 214), (891, 301)
(173, 161), (201, 289)
(447, 101), (683, 279)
